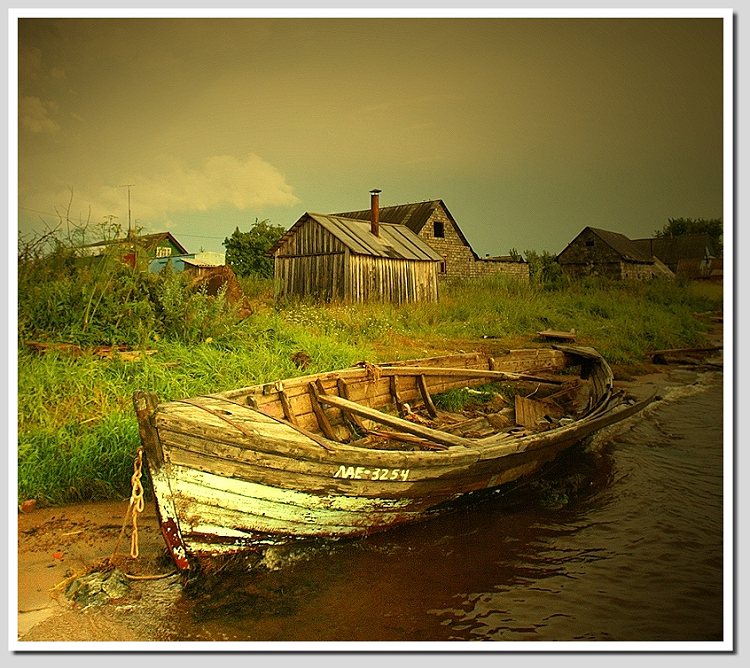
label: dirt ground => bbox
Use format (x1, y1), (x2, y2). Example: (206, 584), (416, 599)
(13, 317), (725, 645)
(15, 498), (178, 643)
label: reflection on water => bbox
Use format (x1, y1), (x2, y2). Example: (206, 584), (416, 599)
(151, 370), (725, 644)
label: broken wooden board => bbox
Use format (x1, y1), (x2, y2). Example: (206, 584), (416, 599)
(514, 395), (564, 428)
(536, 329), (577, 342)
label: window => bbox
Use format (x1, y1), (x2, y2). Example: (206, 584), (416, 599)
(440, 257), (447, 273)
(156, 246), (172, 258)
(585, 240), (594, 247)
(433, 221), (445, 238)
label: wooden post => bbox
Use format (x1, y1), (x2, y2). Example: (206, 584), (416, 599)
(132, 391), (163, 468)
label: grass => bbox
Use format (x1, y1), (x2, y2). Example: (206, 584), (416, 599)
(16, 275), (723, 506)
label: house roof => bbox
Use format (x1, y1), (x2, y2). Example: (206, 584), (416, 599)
(483, 255), (528, 264)
(568, 227), (653, 263)
(270, 213), (444, 262)
(81, 231), (189, 255)
(631, 234), (716, 265)
(334, 199), (479, 260)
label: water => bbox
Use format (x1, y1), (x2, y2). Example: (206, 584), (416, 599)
(129, 367), (727, 646)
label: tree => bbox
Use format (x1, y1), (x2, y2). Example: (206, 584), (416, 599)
(654, 217), (723, 257)
(223, 218), (286, 278)
(524, 249), (564, 287)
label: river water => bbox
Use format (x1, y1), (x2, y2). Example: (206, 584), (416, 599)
(116, 363), (727, 650)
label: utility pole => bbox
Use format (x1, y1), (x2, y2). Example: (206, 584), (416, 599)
(118, 184), (135, 237)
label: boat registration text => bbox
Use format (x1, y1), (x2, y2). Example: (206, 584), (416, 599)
(334, 466), (410, 481)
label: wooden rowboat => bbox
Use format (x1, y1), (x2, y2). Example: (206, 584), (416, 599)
(132, 345), (657, 573)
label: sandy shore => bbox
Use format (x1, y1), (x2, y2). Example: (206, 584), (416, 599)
(14, 329), (724, 645)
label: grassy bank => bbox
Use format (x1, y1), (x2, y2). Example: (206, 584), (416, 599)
(16, 275), (722, 506)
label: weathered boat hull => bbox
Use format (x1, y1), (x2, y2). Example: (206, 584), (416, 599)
(133, 346), (656, 572)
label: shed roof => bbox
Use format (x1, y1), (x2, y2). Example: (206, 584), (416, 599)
(336, 200), (440, 234)
(334, 199), (479, 259)
(271, 213), (443, 262)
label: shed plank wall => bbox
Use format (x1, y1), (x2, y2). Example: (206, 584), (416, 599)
(274, 218), (439, 303)
(349, 256), (438, 304)
(274, 253), (346, 301)
(274, 219), (346, 301)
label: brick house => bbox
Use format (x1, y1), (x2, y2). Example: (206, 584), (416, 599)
(557, 227), (674, 280)
(335, 196), (528, 281)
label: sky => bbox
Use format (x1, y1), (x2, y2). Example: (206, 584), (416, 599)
(15, 10), (728, 258)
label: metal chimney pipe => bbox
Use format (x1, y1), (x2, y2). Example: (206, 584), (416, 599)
(370, 189), (381, 237)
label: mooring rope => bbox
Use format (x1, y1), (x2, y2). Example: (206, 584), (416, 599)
(129, 448), (145, 558)
(112, 447), (144, 561)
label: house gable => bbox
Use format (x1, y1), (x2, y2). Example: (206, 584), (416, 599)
(78, 231), (189, 266)
(136, 232), (189, 258)
(334, 199), (478, 261)
(557, 226), (662, 280)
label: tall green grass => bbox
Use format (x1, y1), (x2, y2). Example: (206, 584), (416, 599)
(16, 274), (722, 506)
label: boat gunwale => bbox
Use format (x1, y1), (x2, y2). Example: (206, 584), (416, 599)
(147, 345), (632, 466)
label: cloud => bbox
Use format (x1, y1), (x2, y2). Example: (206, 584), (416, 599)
(93, 153), (299, 222)
(19, 97), (60, 134)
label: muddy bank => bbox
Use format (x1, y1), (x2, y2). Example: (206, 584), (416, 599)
(16, 499), (181, 643)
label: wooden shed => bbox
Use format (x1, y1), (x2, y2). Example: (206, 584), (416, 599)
(557, 226), (674, 280)
(270, 191), (443, 303)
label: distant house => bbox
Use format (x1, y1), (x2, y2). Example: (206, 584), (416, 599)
(80, 231), (189, 268)
(335, 197), (528, 281)
(269, 191), (442, 303)
(631, 234), (717, 279)
(557, 227), (674, 280)
(148, 251), (226, 274)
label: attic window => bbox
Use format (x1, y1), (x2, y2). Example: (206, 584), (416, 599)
(585, 240), (594, 247)
(433, 221), (445, 238)
(156, 246), (172, 257)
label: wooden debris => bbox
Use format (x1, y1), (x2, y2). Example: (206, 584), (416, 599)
(536, 329), (577, 342)
(307, 381), (338, 441)
(514, 395), (564, 429)
(25, 341), (157, 361)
